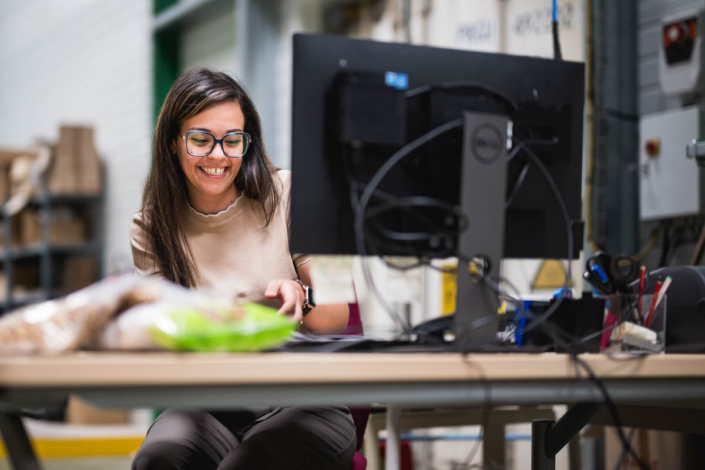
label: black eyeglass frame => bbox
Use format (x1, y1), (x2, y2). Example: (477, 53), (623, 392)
(180, 131), (252, 158)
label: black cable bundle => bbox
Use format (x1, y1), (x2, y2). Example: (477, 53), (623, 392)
(553, 0), (563, 60)
(553, 21), (563, 60)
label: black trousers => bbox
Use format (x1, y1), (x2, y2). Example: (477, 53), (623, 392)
(131, 406), (357, 470)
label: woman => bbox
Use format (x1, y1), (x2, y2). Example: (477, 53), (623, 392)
(130, 68), (356, 470)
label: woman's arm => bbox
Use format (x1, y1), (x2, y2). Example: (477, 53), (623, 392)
(130, 213), (161, 277)
(297, 261), (350, 335)
(264, 261), (350, 335)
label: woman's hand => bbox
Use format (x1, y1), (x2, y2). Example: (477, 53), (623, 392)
(265, 279), (304, 322)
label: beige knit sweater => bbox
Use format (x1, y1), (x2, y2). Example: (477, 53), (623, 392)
(130, 170), (297, 309)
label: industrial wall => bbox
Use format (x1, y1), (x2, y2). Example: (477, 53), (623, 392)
(0, 0), (152, 273)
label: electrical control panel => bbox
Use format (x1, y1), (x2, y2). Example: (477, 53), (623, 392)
(639, 106), (705, 220)
(659, 7), (703, 96)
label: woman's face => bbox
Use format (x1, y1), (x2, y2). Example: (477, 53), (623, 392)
(175, 101), (245, 204)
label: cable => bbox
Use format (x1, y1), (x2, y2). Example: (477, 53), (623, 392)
(505, 144), (523, 163)
(345, 151), (467, 257)
(570, 355), (652, 470)
(511, 140), (573, 280)
(453, 305), (651, 469)
(352, 121), (465, 334)
(613, 429), (638, 470)
(459, 355), (492, 470)
(365, 196), (469, 242)
(517, 306), (652, 470)
(629, 227), (661, 263)
(505, 163), (530, 209)
(552, 0), (563, 60)
(346, 149), (466, 333)
(456, 276), (649, 470)
(519, 298), (652, 470)
(350, 186), (413, 334)
(510, 140), (574, 335)
(505, 138), (559, 206)
(351, 119), (573, 348)
(353, 118), (464, 256)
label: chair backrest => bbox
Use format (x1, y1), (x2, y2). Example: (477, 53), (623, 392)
(343, 302), (364, 336)
(344, 302), (369, 452)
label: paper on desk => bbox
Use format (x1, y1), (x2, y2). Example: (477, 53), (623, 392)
(309, 256), (356, 304)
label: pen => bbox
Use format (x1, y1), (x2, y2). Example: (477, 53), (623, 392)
(638, 266), (646, 319)
(644, 278), (663, 328)
(601, 312), (617, 350)
(647, 276), (672, 329)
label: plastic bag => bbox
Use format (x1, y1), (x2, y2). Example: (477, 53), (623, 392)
(148, 302), (296, 352)
(0, 275), (163, 355)
(0, 274), (297, 354)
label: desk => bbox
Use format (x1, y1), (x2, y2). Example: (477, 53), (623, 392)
(1, 352), (705, 470)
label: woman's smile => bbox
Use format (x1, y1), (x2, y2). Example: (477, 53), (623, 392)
(199, 166), (229, 179)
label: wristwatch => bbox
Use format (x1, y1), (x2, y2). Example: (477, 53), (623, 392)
(295, 279), (316, 315)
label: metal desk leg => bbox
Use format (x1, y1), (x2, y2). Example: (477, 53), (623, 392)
(532, 403), (604, 470)
(0, 413), (42, 470)
(385, 406), (401, 470)
(532, 420), (556, 470)
(365, 418), (382, 470)
(483, 420), (506, 469)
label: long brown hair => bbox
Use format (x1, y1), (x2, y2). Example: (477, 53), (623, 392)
(142, 68), (280, 287)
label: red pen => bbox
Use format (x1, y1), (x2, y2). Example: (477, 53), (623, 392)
(638, 266), (646, 320)
(644, 279), (663, 328)
(600, 312), (617, 351)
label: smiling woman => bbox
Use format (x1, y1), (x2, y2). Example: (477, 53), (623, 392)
(128, 68), (355, 470)
(175, 102), (247, 215)
(134, 69), (281, 287)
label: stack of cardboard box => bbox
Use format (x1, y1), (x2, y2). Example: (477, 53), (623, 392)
(49, 126), (101, 195)
(18, 208), (86, 247)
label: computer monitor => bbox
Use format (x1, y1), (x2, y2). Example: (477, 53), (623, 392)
(290, 33), (585, 261)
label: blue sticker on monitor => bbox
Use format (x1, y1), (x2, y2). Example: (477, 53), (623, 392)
(385, 71), (409, 90)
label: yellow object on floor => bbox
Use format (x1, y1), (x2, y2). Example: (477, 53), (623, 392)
(0, 437), (143, 459)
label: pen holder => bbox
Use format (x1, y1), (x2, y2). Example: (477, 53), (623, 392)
(603, 293), (667, 354)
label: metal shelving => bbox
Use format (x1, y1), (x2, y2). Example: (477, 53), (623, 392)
(0, 191), (104, 312)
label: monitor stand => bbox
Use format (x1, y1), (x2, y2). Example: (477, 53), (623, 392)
(455, 110), (510, 351)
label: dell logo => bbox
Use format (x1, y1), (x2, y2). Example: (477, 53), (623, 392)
(471, 124), (503, 164)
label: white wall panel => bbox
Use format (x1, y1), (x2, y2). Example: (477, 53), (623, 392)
(181, 7), (238, 76)
(0, 0), (152, 275)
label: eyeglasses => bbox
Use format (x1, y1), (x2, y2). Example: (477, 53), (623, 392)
(181, 131), (252, 158)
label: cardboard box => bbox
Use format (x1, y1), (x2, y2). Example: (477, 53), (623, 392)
(76, 127), (101, 194)
(0, 162), (10, 203)
(19, 208), (86, 246)
(0, 148), (39, 202)
(605, 427), (696, 469)
(49, 126), (102, 195)
(65, 395), (129, 425)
